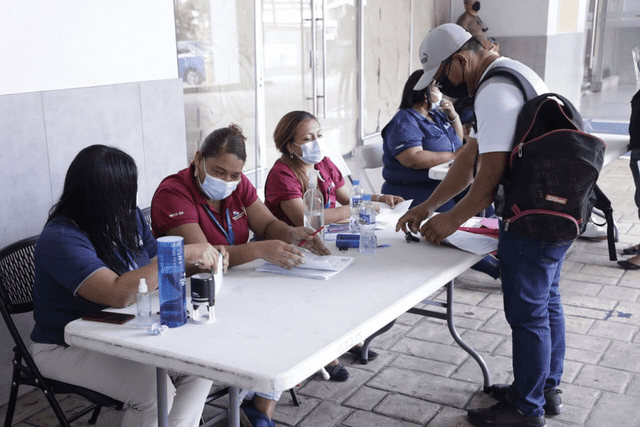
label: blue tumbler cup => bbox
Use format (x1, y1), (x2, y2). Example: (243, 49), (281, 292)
(157, 236), (187, 328)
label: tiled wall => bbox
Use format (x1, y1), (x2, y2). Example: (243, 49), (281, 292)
(0, 78), (188, 405)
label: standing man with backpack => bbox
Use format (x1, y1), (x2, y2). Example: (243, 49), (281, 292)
(617, 88), (640, 269)
(397, 23), (571, 427)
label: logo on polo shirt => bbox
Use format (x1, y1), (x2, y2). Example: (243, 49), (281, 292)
(168, 211), (184, 218)
(232, 208), (246, 221)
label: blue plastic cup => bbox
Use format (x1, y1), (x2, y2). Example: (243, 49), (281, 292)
(157, 236), (187, 328)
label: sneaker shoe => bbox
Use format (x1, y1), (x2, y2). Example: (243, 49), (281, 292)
(489, 384), (564, 416)
(240, 404), (276, 427)
(579, 222), (607, 240)
(468, 402), (546, 427)
(542, 388), (565, 416)
(240, 400), (276, 427)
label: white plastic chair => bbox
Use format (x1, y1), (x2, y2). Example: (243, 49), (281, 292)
(321, 134), (352, 184)
(354, 136), (384, 194)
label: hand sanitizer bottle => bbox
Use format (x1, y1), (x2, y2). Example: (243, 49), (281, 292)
(136, 278), (153, 329)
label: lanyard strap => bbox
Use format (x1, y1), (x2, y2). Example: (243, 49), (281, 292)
(204, 205), (235, 246)
(325, 182), (335, 209)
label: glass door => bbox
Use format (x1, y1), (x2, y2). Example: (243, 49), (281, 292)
(262, 0), (359, 180)
(175, 0), (425, 189)
(583, 0), (640, 91)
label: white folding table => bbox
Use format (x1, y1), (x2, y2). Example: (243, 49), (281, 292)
(65, 225), (490, 427)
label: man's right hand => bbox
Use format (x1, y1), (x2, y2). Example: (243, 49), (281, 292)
(395, 203), (435, 234)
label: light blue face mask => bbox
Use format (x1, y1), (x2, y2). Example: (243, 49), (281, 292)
(430, 91), (443, 111)
(198, 159), (240, 201)
(293, 137), (325, 165)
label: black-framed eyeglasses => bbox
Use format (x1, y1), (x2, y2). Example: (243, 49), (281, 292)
(433, 57), (453, 89)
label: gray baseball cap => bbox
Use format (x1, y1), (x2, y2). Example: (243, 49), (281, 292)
(414, 24), (472, 90)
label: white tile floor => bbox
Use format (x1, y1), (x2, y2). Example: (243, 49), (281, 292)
(580, 84), (639, 122)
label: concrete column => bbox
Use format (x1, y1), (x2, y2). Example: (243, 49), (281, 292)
(450, 0), (589, 108)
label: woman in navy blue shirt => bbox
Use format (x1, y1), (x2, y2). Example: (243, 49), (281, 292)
(382, 70), (467, 209)
(31, 145), (223, 427)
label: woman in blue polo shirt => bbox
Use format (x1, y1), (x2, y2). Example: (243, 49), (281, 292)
(30, 145), (222, 427)
(382, 70), (467, 209)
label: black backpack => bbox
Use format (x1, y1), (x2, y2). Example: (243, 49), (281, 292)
(476, 66), (617, 260)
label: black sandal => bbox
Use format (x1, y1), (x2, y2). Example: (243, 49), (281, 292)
(618, 259), (640, 270)
(622, 244), (640, 255)
(325, 363), (350, 382)
(347, 346), (379, 361)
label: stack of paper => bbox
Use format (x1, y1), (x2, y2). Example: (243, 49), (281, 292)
(256, 254), (354, 280)
(441, 217), (499, 255)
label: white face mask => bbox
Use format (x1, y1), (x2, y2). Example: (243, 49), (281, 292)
(430, 91), (443, 111)
(198, 159), (240, 200)
(293, 137), (325, 165)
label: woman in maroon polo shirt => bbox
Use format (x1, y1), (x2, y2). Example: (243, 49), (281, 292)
(151, 124), (330, 426)
(264, 110), (403, 226)
(263, 111), (403, 383)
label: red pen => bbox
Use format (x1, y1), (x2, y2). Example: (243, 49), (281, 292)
(297, 225), (324, 247)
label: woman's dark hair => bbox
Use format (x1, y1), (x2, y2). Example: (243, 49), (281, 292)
(48, 145), (140, 274)
(201, 124), (247, 162)
(273, 110), (318, 156)
(399, 70), (432, 110)
(273, 111), (319, 195)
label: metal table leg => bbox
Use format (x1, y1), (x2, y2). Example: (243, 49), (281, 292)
(358, 321), (396, 364)
(228, 386), (240, 427)
(407, 280), (491, 392)
(444, 280), (491, 392)
(156, 368), (169, 427)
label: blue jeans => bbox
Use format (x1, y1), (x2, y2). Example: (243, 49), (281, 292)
(498, 222), (572, 417)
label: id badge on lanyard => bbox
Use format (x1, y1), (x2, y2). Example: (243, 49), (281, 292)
(325, 182), (335, 209)
(204, 205), (235, 245)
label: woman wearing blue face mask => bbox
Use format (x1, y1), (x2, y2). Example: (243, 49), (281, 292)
(265, 111), (402, 227)
(381, 70), (466, 209)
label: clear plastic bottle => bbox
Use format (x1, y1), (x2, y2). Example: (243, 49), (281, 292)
(157, 236), (187, 328)
(303, 170), (325, 241)
(358, 194), (377, 254)
(136, 278), (153, 329)
(349, 179), (364, 233)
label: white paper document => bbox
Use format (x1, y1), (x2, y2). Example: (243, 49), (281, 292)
(375, 199), (414, 226)
(256, 254), (354, 280)
(442, 230), (498, 255)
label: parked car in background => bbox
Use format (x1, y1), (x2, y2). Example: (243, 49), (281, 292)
(177, 41), (212, 86)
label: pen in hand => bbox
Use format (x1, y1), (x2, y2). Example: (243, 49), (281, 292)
(297, 225), (324, 247)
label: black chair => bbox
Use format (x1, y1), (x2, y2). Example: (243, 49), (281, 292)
(0, 236), (123, 427)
